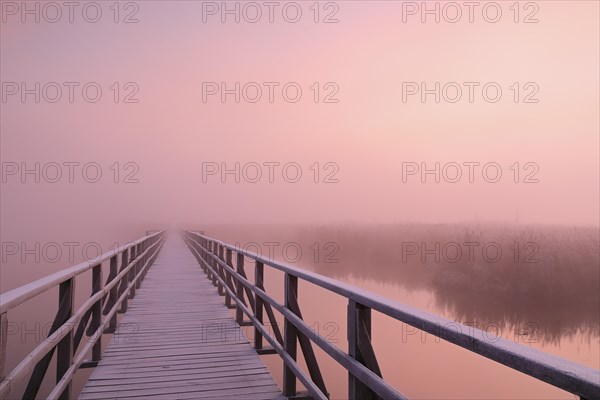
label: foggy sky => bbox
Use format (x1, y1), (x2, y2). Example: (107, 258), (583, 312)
(1, 1), (599, 234)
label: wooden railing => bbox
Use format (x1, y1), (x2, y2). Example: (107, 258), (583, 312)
(0, 231), (165, 400)
(184, 231), (600, 400)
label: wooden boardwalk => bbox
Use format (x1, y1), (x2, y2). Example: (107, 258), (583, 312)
(2, 230), (596, 400)
(78, 235), (283, 400)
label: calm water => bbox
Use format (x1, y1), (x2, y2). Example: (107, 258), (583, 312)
(1, 225), (598, 399)
(210, 224), (600, 399)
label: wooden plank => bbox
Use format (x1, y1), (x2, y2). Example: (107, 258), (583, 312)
(82, 373), (275, 391)
(92, 357), (265, 371)
(124, 389), (287, 400)
(89, 363), (269, 380)
(93, 353), (262, 367)
(82, 383), (282, 400)
(78, 235), (281, 400)
(89, 349), (260, 367)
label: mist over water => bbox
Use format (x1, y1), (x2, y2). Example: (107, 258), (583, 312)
(206, 223), (600, 344)
(200, 222), (599, 399)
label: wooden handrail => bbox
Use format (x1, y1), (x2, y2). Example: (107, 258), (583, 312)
(0, 231), (165, 400)
(0, 232), (163, 315)
(184, 231), (600, 400)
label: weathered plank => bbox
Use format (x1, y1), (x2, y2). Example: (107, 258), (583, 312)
(79, 235), (282, 400)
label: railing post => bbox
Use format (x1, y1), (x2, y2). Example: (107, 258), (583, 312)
(207, 241), (214, 279)
(225, 249), (233, 307)
(348, 300), (380, 400)
(150, 236), (161, 265)
(211, 243), (218, 287)
(140, 240), (147, 282)
(89, 263), (103, 362)
(254, 261), (264, 350)
(135, 243), (143, 289)
(146, 240), (151, 273)
(146, 239), (153, 272)
(119, 248), (130, 313)
(200, 239), (210, 277)
(217, 245), (225, 296)
(198, 238), (206, 272)
(235, 253), (245, 324)
(57, 278), (74, 400)
(283, 273), (298, 397)
(0, 312), (7, 382)
(202, 239), (207, 273)
(204, 240), (213, 281)
(129, 245), (137, 299)
(105, 255), (118, 332)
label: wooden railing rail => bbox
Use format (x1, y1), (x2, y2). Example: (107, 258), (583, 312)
(184, 231), (600, 400)
(0, 231), (165, 400)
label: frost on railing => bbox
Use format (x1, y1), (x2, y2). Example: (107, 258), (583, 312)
(0, 231), (165, 400)
(184, 230), (600, 400)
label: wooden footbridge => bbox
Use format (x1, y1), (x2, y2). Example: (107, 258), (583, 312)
(0, 231), (598, 400)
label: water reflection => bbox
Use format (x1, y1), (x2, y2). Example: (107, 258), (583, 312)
(209, 223), (600, 346)
(296, 224), (600, 346)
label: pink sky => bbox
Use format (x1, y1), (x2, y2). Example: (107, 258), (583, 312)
(1, 1), (598, 231)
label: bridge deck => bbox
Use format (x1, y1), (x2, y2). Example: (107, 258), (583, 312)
(78, 236), (283, 400)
